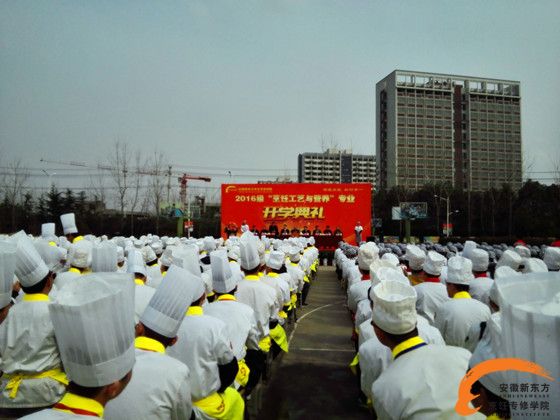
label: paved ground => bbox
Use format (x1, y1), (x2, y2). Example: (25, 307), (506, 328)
(256, 266), (371, 420)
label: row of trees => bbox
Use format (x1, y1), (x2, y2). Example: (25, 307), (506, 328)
(373, 180), (560, 240)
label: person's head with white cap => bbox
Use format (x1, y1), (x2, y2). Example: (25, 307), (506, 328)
(127, 249), (147, 283)
(543, 247), (560, 271)
(266, 250), (286, 275)
(150, 241), (164, 258)
(496, 249), (522, 271)
(60, 212), (80, 243)
(12, 231), (56, 297)
(141, 246), (158, 267)
(41, 223), (57, 244)
(48, 274), (135, 407)
(227, 245), (240, 263)
(405, 245), (425, 272)
(69, 241), (93, 273)
(137, 265), (195, 349)
(514, 245), (530, 259)
(92, 242), (118, 273)
(469, 248), (489, 274)
(202, 236), (216, 254)
(469, 315), (510, 418)
(357, 242), (379, 276)
(445, 256), (475, 298)
(422, 251), (446, 279)
(370, 280), (419, 353)
(116, 246), (125, 268)
(210, 250), (238, 295)
(521, 257), (548, 274)
(489, 266), (521, 312)
(239, 231), (261, 275)
(0, 241), (16, 323)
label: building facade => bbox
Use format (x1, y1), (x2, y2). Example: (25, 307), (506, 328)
(376, 70), (522, 191)
(298, 149), (376, 185)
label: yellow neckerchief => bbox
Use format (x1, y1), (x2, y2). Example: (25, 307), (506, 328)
(135, 278), (145, 285)
(53, 392), (104, 417)
(72, 236), (84, 244)
(217, 294), (237, 302)
(22, 293), (49, 302)
(135, 336), (165, 354)
(148, 262), (159, 267)
(267, 272), (279, 278)
(258, 272), (264, 278)
(486, 414), (505, 420)
(162, 270), (167, 277)
(69, 267), (82, 274)
(392, 336), (426, 359)
(453, 291), (472, 299)
(186, 306), (203, 316)
(244, 274), (260, 281)
(48, 241), (57, 247)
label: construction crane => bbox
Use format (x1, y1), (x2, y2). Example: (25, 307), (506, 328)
(178, 173), (211, 237)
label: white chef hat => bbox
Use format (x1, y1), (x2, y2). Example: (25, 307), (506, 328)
(239, 231), (260, 270)
(405, 245), (425, 271)
(422, 251), (446, 276)
(12, 231), (49, 287)
(358, 243), (379, 270)
(371, 280), (418, 335)
(41, 223), (56, 241)
(116, 246), (125, 263)
(256, 240), (266, 265)
(140, 265), (195, 338)
(470, 314), (508, 396)
(543, 247), (560, 271)
(514, 245), (530, 259)
(494, 265), (521, 280)
(371, 266), (410, 288)
(227, 245), (240, 262)
(49, 274), (135, 387)
(141, 246), (157, 264)
(150, 241), (163, 255)
(203, 236), (216, 252)
(160, 247), (174, 267)
(70, 242), (92, 269)
(446, 256), (474, 285)
(210, 250), (237, 293)
(0, 241), (17, 308)
(522, 258), (548, 274)
(34, 240), (65, 272)
(127, 249), (146, 277)
(92, 242), (118, 273)
(288, 247), (301, 263)
(462, 240), (478, 260)
(266, 251), (285, 270)
(470, 248), (489, 272)
(496, 249), (522, 270)
(172, 245), (201, 277)
(60, 213), (78, 235)
(380, 253), (400, 267)
(309, 237), (315, 246)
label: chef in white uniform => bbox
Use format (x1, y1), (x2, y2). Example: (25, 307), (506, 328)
(127, 249), (155, 323)
(167, 268), (244, 420)
(105, 266), (193, 420)
(21, 274), (136, 419)
(434, 256), (491, 351)
(414, 251), (449, 325)
(370, 280), (484, 419)
(467, 249), (493, 305)
(0, 232), (66, 416)
(0, 241), (17, 326)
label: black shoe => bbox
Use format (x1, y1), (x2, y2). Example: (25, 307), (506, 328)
(302, 302), (309, 306)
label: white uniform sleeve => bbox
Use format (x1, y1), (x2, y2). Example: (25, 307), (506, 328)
(171, 374), (193, 420)
(215, 322), (235, 365)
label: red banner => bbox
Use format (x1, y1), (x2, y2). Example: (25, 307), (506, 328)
(221, 183), (372, 245)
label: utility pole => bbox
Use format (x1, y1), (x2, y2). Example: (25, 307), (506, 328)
(166, 165), (172, 203)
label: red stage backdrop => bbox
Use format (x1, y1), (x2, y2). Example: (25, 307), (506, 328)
(221, 183), (372, 245)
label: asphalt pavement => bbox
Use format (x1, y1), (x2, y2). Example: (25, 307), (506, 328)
(256, 266), (371, 420)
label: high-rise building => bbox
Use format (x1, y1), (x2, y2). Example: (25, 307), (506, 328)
(376, 70), (522, 191)
(298, 149), (376, 185)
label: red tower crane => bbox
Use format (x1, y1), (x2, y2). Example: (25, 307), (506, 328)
(178, 174), (211, 237)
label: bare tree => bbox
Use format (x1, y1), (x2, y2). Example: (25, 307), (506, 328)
(2, 159), (30, 231)
(147, 149), (168, 234)
(106, 141), (131, 220)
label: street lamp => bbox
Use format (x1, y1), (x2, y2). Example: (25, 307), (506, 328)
(434, 194), (451, 238)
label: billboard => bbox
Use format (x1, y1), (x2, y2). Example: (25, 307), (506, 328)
(399, 202), (428, 220)
(221, 183), (372, 245)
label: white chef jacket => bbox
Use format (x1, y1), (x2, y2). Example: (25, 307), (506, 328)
(0, 297), (65, 408)
(54, 270), (80, 290)
(286, 262), (304, 292)
(261, 273), (291, 310)
(205, 295), (260, 360)
(372, 342), (483, 419)
(235, 275), (276, 338)
(105, 342), (192, 420)
(167, 307), (234, 401)
(146, 263), (163, 289)
(135, 283), (156, 323)
(414, 281), (449, 325)
(434, 294), (491, 351)
(354, 299), (372, 330)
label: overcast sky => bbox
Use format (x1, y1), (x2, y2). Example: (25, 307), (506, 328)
(1, 0), (559, 198)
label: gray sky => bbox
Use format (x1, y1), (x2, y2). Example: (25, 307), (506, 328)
(1, 0), (559, 199)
